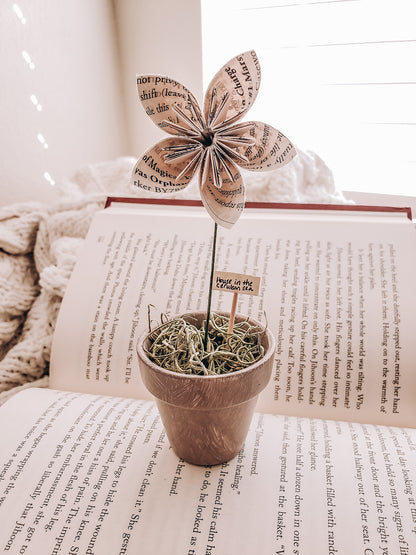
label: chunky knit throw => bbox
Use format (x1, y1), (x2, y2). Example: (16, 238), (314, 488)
(0, 152), (347, 405)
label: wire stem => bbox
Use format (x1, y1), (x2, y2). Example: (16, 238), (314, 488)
(204, 222), (218, 350)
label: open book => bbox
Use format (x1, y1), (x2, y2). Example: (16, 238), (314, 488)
(1, 199), (415, 554)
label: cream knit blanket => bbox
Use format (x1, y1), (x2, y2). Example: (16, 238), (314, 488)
(0, 152), (346, 405)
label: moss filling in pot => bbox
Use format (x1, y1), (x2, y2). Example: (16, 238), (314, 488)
(144, 313), (266, 376)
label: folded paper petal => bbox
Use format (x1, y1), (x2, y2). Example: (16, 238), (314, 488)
(136, 75), (204, 136)
(132, 51), (297, 228)
(233, 121), (297, 171)
(199, 158), (245, 229)
(203, 51), (261, 129)
(130, 138), (196, 194)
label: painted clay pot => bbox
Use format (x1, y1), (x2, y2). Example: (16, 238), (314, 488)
(136, 312), (275, 466)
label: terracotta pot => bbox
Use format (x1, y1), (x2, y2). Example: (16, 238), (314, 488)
(136, 312), (275, 466)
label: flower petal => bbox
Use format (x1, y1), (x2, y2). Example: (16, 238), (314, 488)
(228, 121), (297, 171)
(130, 138), (199, 194)
(199, 154), (245, 229)
(136, 75), (204, 136)
(203, 51), (261, 128)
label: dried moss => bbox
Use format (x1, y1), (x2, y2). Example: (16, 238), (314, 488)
(145, 313), (265, 376)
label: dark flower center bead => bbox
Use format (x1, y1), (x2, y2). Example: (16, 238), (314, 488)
(200, 129), (215, 147)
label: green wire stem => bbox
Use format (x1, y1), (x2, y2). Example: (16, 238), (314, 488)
(204, 222), (218, 350)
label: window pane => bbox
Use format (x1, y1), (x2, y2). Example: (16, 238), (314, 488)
(201, 0), (416, 195)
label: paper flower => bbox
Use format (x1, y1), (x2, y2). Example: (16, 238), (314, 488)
(130, 50), (296, 228)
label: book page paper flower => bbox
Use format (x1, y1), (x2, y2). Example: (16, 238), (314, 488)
(130, 50), (296, 228)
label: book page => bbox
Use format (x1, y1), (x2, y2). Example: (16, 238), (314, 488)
(50, 205), (416, 427)
(0, 388), (415, 553)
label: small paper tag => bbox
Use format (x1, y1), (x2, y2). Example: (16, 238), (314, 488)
(213, 271), (260, 296)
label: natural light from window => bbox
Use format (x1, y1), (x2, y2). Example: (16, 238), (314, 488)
(201, 0), (416, 196)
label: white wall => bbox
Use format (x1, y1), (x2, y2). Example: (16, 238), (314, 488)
(114, 0), (203, 161)
(0, 0), (127, 206)
(0, 0), (203, 207)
